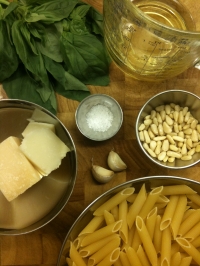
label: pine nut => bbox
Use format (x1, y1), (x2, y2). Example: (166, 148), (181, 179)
(162, 139), (169, 152)
(144, 119), (153, 126)
(139, 123), (145, 131)
(165, 105), (171, 114)
(150, 110), (156, 119)
(195, 145), (200, 153)
(139, 131), (145, 141)
(181, 155), (192, 161)
(163, 122), (172, 134)
(155, 105), (165, 112)
(144, 130), (151, 143)
(166, 134), (175, 145)
(150, 140), (157, 151)
(150, 124), (159, 135)
(166, 115), (173, 126)
(166, 151), (182, 158)
(158, 151), (166, 161)
(158, 124), (164, 136)
(154, 136), (166, 141)
(191, 130), (198, 142)
(172, 136), (184, 142)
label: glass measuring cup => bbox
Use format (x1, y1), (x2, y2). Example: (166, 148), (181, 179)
(103, 0), (200, 81)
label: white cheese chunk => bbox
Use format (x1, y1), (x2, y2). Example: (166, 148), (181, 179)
(20, 127), (70, 176)
(0, 136), (42, 202)
(22, 121), (55, 137)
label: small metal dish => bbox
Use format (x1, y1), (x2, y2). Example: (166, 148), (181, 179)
(135, 90), (200, 169)
(0, 99), (77, 235)
(75, 94), (123, 141)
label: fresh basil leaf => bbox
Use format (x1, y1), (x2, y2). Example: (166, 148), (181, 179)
(70, 4), (90, 19)
(12, 20), (52, 102)
(25, 0), (79, 23)
(0, 20), (19, 82)
(61, 32), (110, 85)
(3, 65), (57, 114)
(35, 23), (63, 62)
(86, 7), (104, 36)
(3, 2), (18, 19)
(43, 55), (90, 101)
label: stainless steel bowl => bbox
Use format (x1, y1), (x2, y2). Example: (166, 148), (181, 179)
(75, 94), (123, 141)
(0, 99), (77, 235)
(135, 90), (200, 169)
(56, 176), (200, 266)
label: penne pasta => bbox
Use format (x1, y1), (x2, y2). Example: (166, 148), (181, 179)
(161, 185), (197, 195)
(176, 237), (200, 265)
(80, 220), (122, 247)
(104, 210), (115, 225)
(113, 259), (123, 266)
(170, 251), (181, 266)
(111, 205), (119, 221)
(131, 224), (142, 250)
(136, 216), (158, 265)
(153, 215), (162, 254)
(119, 251), (131, 266)
(119, 200), (128, 244)
(170, 195), (187, 239)
(79, 234), (120, 257)
(127, 184), (147, 229)
(160, 226), (171, 266)
(93, 187), (135, 216)
(191, 235), (200, 248)
(126, 246), (143, 266)
(178, 209), (200, 237)
(88, 237), (120, 265)
(79, 216), (104, 236)
(146, 207), (157, 240)
(160, 195), (179, 231)
(96, 247), (120, 266)
(179, 256), (192, 266)
(138, 186), (163, 220)
(69, 242), (86, 266)
(187, 193), (200, 207)
(136, 245), (151, 266)
(183, 221), (200, 241)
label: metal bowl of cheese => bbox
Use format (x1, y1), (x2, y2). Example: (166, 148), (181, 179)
(0, 99), (77, 235)
(57, 176), (200, 266)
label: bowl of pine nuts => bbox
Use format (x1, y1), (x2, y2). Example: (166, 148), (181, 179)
(136, 90), (200, 169)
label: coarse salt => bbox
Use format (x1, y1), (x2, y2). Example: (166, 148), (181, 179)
(86, 104), (113, 132)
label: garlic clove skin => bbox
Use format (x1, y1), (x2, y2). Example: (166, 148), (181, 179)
(92, 165), (114, 184)
(107, 150), (127, 172)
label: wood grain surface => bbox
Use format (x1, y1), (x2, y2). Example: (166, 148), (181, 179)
(1, 0), (200, 265)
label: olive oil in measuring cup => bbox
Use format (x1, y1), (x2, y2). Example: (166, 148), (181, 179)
(103, 0), (200, 81)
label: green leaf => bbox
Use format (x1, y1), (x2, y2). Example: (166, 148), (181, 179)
(61, 32), (110, 85)
(3, 2), (18, 19)
(3, 66), (57, 114)
(0, 20), (19, 82)
(25, 0), (79, 23)
(43, 55), (90, 101)
(12, 20), (52, 102)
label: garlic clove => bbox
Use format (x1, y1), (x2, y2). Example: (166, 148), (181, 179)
(107, 150), (127, 172)
(92, 165), (114, 184)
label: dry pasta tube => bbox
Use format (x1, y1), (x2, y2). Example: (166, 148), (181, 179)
(88, 236), (120, 266)
(79, 233), (119, 257)
(119, 251), (131, 266)
(93, 187), (135, 216)
(176, 237), (200, 265)
(170, 251), (181, 266)
(153, 215), (162, 254)
(96, 247), (120, 266)
(170, 195), (187, 239)
(178, 209), (200, 236)
(126, 246), (143, 266)
(104, 210), (115, 225)
(179, 256), (192, 266)
(160, 195), (179, 231)
(80, 220), (122, 247)
(139, 186), (163, 220)
(111, 205), (119, 221)
(119, 200), (128, 244)
(160, 226), (171, 266)
(183, 221), (200, 242)
(136, 245), (151, 266)
(191, 235), (200, 248)
(69, 242), (86, 266)
(162, 185), (197, 195)
(78, 216), (104, 236)
(146, 207), (157, 240)
(113, 259), (123, 266)
(136, 216), (158, 266)
(127, 184), (147, 229)
(187, 193), (200, 207)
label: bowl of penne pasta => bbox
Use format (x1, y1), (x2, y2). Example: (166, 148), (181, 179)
(57, 175), (200, 266)
(136, 90), (200, 169)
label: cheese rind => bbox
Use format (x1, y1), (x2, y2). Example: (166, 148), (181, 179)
(0, 136), (42, 202)
(20, 127), (70, 176)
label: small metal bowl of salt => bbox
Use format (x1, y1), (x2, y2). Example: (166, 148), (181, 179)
(75, 94), (123, 141)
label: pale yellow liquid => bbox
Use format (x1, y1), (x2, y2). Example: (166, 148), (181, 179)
(104, 0), (196, 81)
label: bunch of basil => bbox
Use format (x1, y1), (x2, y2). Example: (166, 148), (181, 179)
(0, 0), (110, 114)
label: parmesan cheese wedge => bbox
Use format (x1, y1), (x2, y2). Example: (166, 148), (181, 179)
(20, 127), (70, 176)
(22, 121), (55, 137)
(0, 136), (42, 202)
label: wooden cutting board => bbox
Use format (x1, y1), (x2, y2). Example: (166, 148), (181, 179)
(1, 0), (200, 265)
